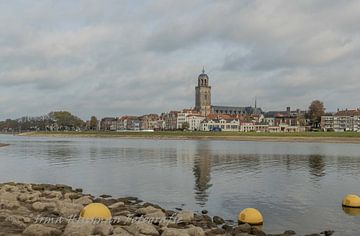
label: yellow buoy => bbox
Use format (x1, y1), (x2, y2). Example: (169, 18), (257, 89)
(342, 194), (360, 208)
(238, 208), (263, 225)
(80, 203), (112, 220)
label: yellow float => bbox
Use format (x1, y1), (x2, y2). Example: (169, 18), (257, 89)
(342, 194), (360, 208)
(79, 203), (112, 220)
(238, 208), (263, 225)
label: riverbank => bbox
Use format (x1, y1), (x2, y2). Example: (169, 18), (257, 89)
(19, 131), (360, 144)
(0, 182), (333, 236)
(0, 143), (9, 147)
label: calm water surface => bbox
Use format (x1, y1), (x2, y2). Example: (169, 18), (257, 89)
(0, 134), (359, 235)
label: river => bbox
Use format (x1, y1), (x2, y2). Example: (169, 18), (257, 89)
(0, 134), (359, 235)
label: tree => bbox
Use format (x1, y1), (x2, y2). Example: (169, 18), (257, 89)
(181, 122), (190, 130)
(89, 116), (98, 130)
(48, 111), (85, 130)
(308, 100), (325, 129)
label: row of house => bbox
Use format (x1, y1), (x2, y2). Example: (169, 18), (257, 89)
(96, 106), (307, 132)
(321, 109), (360, 132)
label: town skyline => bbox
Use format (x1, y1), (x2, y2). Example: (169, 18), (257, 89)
(1, 1), (360, 120)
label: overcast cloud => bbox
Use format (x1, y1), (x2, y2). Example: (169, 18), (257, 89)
(1, 0), (360, 120)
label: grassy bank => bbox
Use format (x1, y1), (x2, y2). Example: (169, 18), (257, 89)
(19, 131), (360, 143)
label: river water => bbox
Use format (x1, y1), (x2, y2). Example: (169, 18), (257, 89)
(0, 134), (359, 235)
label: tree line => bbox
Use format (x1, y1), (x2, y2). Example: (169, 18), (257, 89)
(0, 111), (86, 132)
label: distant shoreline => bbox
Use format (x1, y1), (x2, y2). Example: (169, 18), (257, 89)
(18, 131), (360, 144)
(0, 143), (9, 147)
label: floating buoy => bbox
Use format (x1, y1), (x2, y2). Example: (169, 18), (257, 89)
(238, 208), (263, 225)
(342, 194), (360, 208)
(342, 206), (360, 216)
(80, 203), (112, 220)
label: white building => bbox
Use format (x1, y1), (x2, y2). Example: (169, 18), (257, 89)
(187, 115), (205, 131)
(200, 119), (240, 131)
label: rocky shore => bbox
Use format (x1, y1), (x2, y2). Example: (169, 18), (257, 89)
(0, 183), (334, 236)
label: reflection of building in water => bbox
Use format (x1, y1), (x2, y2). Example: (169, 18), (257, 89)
(308, 155), (326, 178)
(193, 142), (213, 206)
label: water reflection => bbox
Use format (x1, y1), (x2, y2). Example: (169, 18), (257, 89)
(193, 142), (212, 206)
(308, 155), (326, 178)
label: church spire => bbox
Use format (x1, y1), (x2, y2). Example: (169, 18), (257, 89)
(202, 66), (205, 74)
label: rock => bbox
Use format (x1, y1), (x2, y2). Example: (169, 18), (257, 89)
(176, 211), (194, 223)
(43, 190), (63, 199)
(73, 196), (93, 205)
(284, 230), (296, 235)
(205, 228), (226, 235)
(305, 234), (321, 236)
(4, 215), (27, 229)
(213, 216), (225, 225)
(22, 224), (61, 236)
(136, 206), (162, 215)
(113, 226), (133, 236)
(18, 192), (41, 203)
(221, 224), (233, 232)
(321, 230), (335, 236)
(187, 226), (205, 236)
(161, 228), (190, 236)
(55, 200), (83, 217)
(94, 223), (114, 235)
(250, 226), (266, 236)
(75, 188), (83, 193)
(32, 201), (56, 211)
(109, 201), (125, 209)
(146, 209), (166, 218)
(63, 222), (96, 236)
(100, 194), (112, 198)
(0, 199), (20, 209)
(234, 224), (251, 233)
(127, 222), (159, 236)
(201, 210), (208, 214)
(64, 192), (82, 200)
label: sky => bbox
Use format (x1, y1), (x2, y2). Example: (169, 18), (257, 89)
(1, 0), (360, 120)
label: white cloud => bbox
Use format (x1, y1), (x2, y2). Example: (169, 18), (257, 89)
(1, 0), (360, 120)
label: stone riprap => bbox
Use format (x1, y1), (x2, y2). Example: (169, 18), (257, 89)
(0, 183), (334, 236)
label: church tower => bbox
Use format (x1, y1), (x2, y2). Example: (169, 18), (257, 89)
(195, 67), (211, 116)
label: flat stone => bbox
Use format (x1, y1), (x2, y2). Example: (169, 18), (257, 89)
(109, 201), (125, 209)
(22, 224), (61, 236)
(73, 196), (93, 205)
(176, 211), (194, 223)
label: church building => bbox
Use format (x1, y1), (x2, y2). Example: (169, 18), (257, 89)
(194, 68), (261, 116)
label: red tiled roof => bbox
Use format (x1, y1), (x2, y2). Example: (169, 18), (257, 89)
(335, 109), (360, 116)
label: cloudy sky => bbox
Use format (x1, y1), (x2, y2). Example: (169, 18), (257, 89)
(1, 0), (360, 120)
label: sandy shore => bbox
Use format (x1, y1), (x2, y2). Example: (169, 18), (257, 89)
(19, 131), (360, 144)
(0, 182), (334, 236)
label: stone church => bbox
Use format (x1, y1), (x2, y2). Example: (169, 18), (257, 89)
(194, 68), (262, 116)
